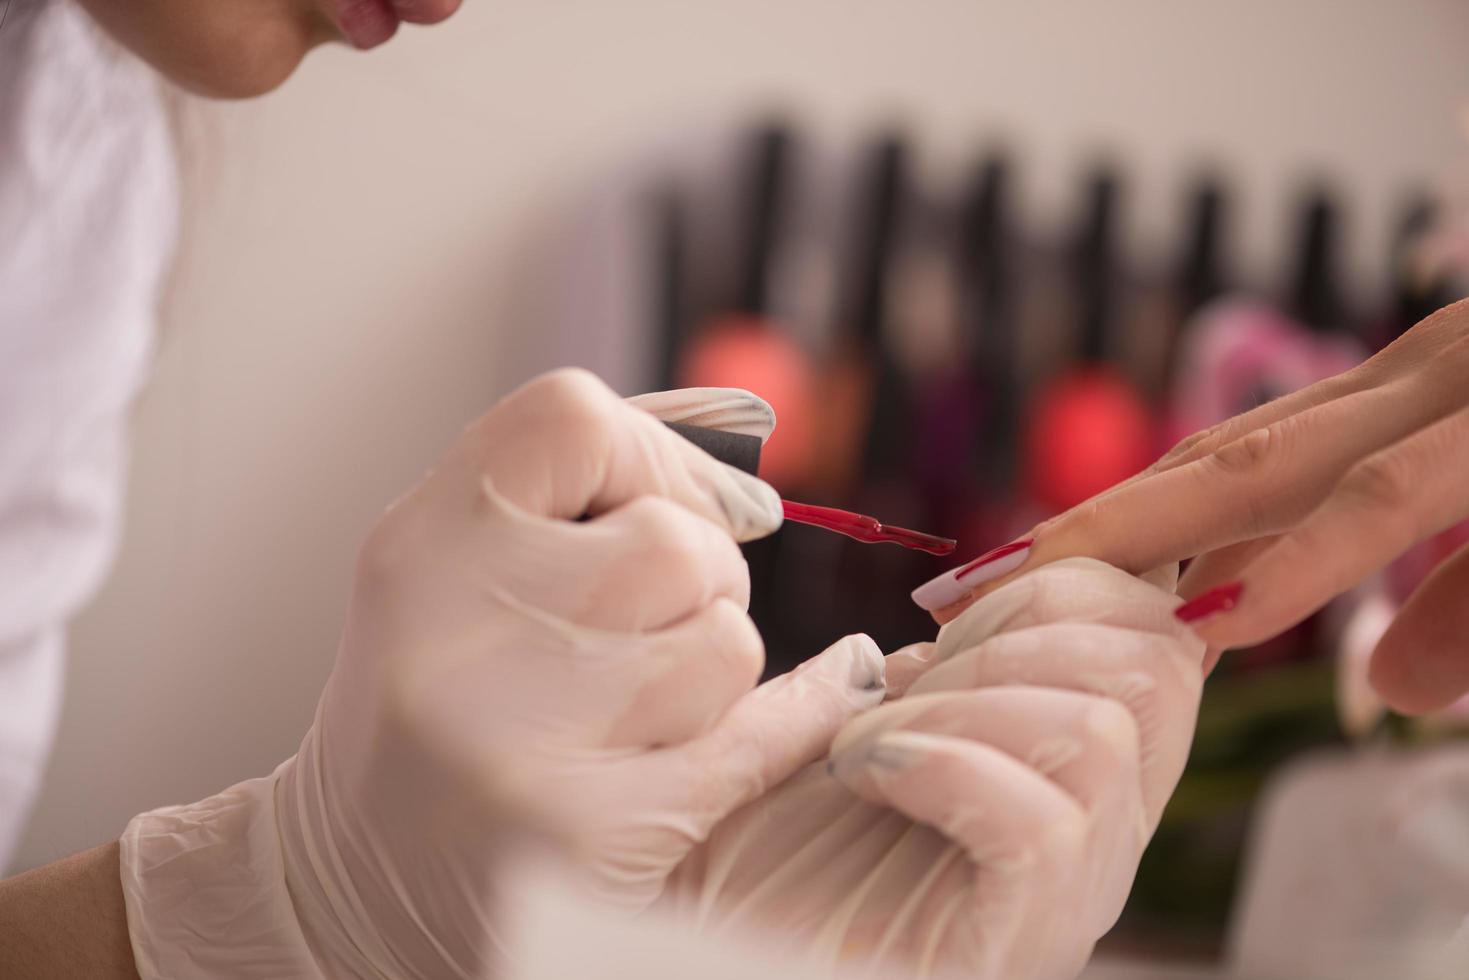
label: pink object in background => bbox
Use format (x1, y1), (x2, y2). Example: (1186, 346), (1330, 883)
(1168, 297), (1364, 443)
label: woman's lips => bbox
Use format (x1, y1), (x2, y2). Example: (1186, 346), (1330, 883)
(389, 0), (464, 25)
(333, 0), (463, 49)
(335, 0), (400, 49)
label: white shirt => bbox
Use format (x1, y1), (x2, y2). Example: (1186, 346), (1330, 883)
(0, 0), (176, 868)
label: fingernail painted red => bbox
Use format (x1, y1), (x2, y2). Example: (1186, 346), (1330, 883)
(954, 538), (1035, 578)
(1174, 582), (1243, 624)
(911, 537), (1035, 611)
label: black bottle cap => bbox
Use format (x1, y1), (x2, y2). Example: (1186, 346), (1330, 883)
(735, 123), (793, 317)
(1075, 168), (1121, 363)
(1289, 188), (1343, 333)
(664, 421), (762, 476)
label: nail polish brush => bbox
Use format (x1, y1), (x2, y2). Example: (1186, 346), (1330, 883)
(665, 422), (956, 556)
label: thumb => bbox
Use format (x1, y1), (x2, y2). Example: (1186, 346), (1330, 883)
(451, 369), (782, 540)
(1370, 542), (1469, 714)
(671, 634), (887, 827)
(624, 387), (777, 443)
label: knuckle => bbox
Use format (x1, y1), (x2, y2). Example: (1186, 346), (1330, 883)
(1157, 428), (1214, 468)
(1043, 493), (1104, 538)
(1079, 698), (1141, 763)
(1204, 425), (1294, 536)
(1338, 453), (1415, 514)
(627, 496), (707, 575)
(530, 366), (608, 404)
(355, 503), (420, 594)
(522, 367), (615, 435)
(1209, 425), (1278, 479)
(703, 598), (765, 687)
(1036, 807), (1089, 861)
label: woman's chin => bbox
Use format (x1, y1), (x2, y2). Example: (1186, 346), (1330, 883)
(75, 0), (336, 99)
(164, 22), (335, 99)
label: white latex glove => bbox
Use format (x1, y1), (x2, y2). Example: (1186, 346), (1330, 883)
(662, 558), (1204, 980)
(120, 369), (887, 980)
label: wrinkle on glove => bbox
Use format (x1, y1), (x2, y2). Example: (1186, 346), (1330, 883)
(119, 376), (885, 980)
(120, 773), (320, 980)
(662, 558), (1205, 980)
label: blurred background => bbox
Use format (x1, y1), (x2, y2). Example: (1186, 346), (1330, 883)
(14, 0), (1469, 974)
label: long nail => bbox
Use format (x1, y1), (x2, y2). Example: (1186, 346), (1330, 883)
(910, 538), (1034, 611)
(1174, 582), (1244, 624)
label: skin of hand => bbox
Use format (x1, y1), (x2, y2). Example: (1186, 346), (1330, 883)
(120, 370), (886, 980)
(71, 0), (461, 97)
(663, 558), (1204, 980)
(919, 297), (1469, 716)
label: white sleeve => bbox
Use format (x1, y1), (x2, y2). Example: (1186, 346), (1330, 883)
(0, 0), (177, 869)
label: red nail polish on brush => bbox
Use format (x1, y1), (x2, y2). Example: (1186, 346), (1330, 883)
(779, 500), (956, 556)
(1174, 582), (1243, 624)
(664, 422), (955, 556)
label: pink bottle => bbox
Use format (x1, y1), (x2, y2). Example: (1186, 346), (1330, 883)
(1170, 191), (1365, 441)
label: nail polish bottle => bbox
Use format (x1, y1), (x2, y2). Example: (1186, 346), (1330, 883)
(649, 183), (688, 391)
(1023, 168), (1155, 514)
(677, 123), (816, 490)
(1170, 187), (1366, 438)
(918, 152), (1019, 555)
(810, 134), (909, 501)
(794, 133), (940, 653)
(1372, 193), (1454, 352)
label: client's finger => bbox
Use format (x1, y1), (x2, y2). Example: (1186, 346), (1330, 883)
(1180, 406), (1469, 655)
(1124, 299), (1465, 484)
(1370, 542), (1469, 714)
(1177, 536), (1281, 673)
(921, 378), (1462, 622)
(1177, 537), (1279, 599)
(882, 642), (936, 700)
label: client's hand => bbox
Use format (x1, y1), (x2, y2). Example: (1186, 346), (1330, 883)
(118, 370), (885, 980)
(913, 297), (1469, 715)
(664, 558), (1203, 980)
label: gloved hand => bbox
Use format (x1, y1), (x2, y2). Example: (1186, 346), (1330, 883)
(662, 558), (1204, 980)
(119, 370), (887, 980)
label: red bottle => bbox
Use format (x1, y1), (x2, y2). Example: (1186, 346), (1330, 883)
(1024, 169), (1155, 514)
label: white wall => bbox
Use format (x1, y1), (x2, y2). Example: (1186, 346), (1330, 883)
(14, 0), (1469, 870)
